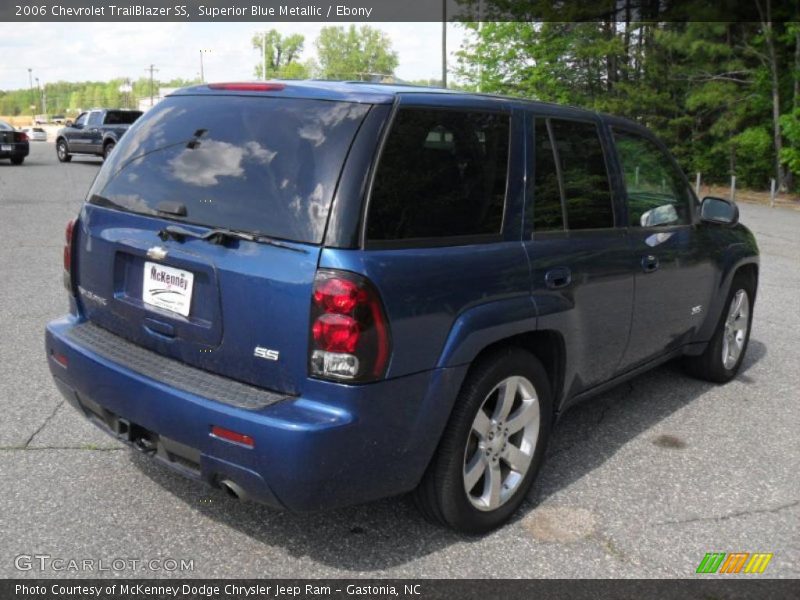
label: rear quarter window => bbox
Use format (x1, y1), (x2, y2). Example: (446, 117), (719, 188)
(366, 107), (510, 244)
(88, 96), (370, 244)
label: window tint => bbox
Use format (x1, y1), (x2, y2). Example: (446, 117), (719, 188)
(367, 108), (509, 242)
(613, 129), (692, 227)
(549, 119), (614, 230)
(532, 120), (564, 232)
(88, 96), (369, 244)
(104, 110), (142, 125)
(87, 111), (103, 127)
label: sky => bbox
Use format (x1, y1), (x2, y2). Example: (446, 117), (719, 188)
(0, 22), (468, 90)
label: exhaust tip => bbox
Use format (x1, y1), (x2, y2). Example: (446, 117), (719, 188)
(218, 479), (249, 502)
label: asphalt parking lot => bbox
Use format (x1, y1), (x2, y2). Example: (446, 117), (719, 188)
(0, 142), (798, 578)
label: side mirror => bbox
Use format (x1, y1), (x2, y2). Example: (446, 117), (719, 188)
(65, 120), (73, 127)
(700, 196), (739, 225)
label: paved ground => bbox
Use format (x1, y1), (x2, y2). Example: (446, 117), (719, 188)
(0, 143), (797, 578)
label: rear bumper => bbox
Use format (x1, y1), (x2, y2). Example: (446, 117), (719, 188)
(45, 316), (467, 511)
(0, 142), (29, 158)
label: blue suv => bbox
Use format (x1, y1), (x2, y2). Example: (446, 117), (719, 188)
(45, 81), (759, 533)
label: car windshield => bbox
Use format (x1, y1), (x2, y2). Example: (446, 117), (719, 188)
(103, 111), (143, 125)
(0, 121), (12, 131)
(88, 95), (370, 244)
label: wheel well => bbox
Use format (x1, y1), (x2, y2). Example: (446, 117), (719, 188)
(471, 330), (565, 410)
(733, 263), (759, 301)
(103, 138), (115, 147)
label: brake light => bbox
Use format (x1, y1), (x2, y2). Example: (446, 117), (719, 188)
(207, 82), (286, 92)
(309, 270), (391, 382)
(63, 219), (75, 292)
(15, 131), (28, 142)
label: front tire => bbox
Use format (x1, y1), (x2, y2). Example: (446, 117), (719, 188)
(684, 274), (754, 383)
(414, 348), (552, 534)
(56, 139), (71, 163)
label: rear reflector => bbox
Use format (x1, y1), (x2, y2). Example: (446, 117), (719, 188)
(50, 350), (68, 368)
(208, 82), (285, 92)
(210, 425), (254, 448)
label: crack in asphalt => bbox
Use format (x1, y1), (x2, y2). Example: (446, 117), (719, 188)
(22, 397), (65, 448)
(655, 499), (800, 526)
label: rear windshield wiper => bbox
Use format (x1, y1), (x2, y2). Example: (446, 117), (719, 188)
(158, 225), (307, 253)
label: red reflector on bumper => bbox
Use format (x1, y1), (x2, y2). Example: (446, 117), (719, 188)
(50, 351), (68, 368)
(210, 425), (254, 448)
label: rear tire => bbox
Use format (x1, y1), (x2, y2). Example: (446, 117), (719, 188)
(56, 139), (71, 163)
(103, 141), (115, 160)
(414, 347), (552, 534)
(683, 273), (754, 383)
(10, 156), (23, 165)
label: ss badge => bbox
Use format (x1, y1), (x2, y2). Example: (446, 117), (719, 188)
(254, 346), (280, 361)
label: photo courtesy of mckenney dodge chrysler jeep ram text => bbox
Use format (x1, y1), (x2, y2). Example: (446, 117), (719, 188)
(44, 81), (759, 533)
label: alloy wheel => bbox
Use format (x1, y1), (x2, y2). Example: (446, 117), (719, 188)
(463, 375), (540, 511)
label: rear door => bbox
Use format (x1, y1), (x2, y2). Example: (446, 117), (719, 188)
(523, 113), (634, 399)
(73, 92), (372, 394)
(610, 125), (717, 369)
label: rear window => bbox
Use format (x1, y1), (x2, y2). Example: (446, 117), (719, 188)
(366, 107), (509, 243)
(88, 96), (370, 244)
(103, 110), (143, 125)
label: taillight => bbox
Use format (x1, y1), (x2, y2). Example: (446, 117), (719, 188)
(15, 131), (28, 142)
(63, 219), (75, 292)
(309, 269), (391, 382)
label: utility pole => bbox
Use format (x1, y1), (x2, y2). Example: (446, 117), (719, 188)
(35, 77), (42, 114)
(145, 64), (159, 107)
(441, 1), (447, 88)
(27, 68), (34, 118)
(199, 49), (211, 83)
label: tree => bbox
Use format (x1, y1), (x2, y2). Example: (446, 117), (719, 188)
(315, 25), (398, 80)
(252, 29), (307, 79)
(455, 14), (800, 192)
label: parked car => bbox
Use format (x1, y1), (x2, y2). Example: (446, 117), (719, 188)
(21, 127), (47, 142)
(0, 120), (29, 165)
(56, 108), (142, 162)
(45, 82), (759, 533)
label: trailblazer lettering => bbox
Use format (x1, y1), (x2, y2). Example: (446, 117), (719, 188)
(150, 266), (188, 291)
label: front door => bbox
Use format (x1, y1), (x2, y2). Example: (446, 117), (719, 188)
(66, 112), (90, 152)
(610, 126), (717, 369)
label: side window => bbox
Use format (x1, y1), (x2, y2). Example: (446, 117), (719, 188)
(548, 119), (614, 230)
(613, 129), (692, 227)
(73, 113), (88, 127)
(532, 119), (564, 232)
(367, 107), (510, 242)
(87, 111), (103, 127)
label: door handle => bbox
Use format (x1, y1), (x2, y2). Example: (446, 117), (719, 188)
(641, 254), (659, 273)
(545, 267), (572, 290)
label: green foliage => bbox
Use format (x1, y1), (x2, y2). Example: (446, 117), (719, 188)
(252, 29), (308, 79)
(315, 25), (398, 80)
(457, 18), (800, 190)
